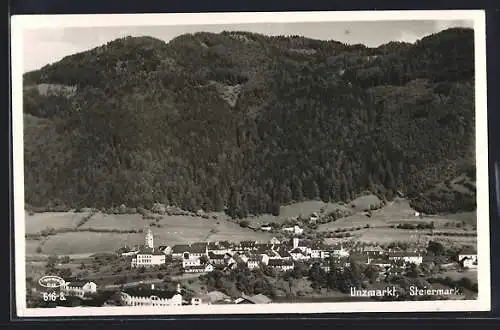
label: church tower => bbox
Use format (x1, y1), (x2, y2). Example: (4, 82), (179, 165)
(145, 228), (154, 250)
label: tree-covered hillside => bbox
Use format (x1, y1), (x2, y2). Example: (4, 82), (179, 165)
(23, 28), (476, 216)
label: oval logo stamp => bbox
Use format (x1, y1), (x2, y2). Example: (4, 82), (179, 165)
(38, 275), (66, 288)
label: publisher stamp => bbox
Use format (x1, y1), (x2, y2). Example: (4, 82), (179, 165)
(12, 10), (489, 317)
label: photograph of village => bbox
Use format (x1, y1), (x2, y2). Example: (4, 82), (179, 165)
(18, 16), (481, 310)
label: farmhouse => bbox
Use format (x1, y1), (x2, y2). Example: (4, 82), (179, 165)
(62, 281), (97, 298)
(131, 248), (166, 268)
(458, 248), (478, 269)
(120, 284), (183, 307)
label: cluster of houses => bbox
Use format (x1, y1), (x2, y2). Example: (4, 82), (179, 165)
(124, 229), (478, 278)
(48, 228), (478, 308)
(124, 229), (354, 274)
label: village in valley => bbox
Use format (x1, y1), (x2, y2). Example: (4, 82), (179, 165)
(26, 198), (479, 308)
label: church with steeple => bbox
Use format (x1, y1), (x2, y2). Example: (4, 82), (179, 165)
(130, 227), (165, 268)
(145, 228), (154, 250)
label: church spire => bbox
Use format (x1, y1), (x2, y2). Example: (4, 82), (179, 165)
(145, 227), (154, 250)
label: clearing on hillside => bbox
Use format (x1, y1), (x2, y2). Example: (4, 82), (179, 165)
(25, 211), (93, 234)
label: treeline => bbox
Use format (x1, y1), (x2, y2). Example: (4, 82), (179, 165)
(23, 28), (476, 217)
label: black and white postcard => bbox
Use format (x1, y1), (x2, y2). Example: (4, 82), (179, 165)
(11, 10), (490, 316)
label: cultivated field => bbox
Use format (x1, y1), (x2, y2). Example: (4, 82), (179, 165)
(25, 211), (93, 234)
(25, 212), (273, 256)
(318, 198), (476, 231)
(244, 194), (383, 228)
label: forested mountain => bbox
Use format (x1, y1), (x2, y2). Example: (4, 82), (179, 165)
(23, 28), (476, 216)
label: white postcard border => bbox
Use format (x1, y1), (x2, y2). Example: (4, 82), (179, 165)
(11, 10), (489, 317)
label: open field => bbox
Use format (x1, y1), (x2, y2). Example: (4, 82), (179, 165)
(25, 212), (273, 256)
(318, 198), (476, 232)
(24, 195), (475, 256)
(243, 194), (383, 228)
(79, 213), (145, 230)
(350, 227), (477, 245)
(25, 211), (93, 234)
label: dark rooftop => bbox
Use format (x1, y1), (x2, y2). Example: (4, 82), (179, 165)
(123, 287), (179, 299)
(172, 244), (190, 253)
(66, 281), (92, 288)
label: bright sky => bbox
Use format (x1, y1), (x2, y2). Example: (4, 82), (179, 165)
(22, 19), (473, 73)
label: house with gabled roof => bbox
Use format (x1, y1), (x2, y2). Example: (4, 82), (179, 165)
(172, 243), (209, 260)
(62, 281), (97, 298)
(120, 283), (183, 307)
(234, 293), (272, 304)
(157, 245), (172, 255)
(184, 263), (215, 274)
(363, 245), (385, 257)
(458, 247), (478, 269)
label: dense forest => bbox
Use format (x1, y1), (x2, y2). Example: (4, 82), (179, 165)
(23, 28), (476, 216)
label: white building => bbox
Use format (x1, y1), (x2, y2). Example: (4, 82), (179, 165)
(62, 281), (97, 298)
(268, 259), (294, 272)
(459, 248), (478, 269)
(247, 258), (261, 270)
(131, 249), (166, 268)
(388, 252), (423, 265)
(182, 257), (201, 268)
(283, 225), (303, 235)
(184, 263), (215, 273)
(120, 284), (183, 307)
(259, 254), (270, 266)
